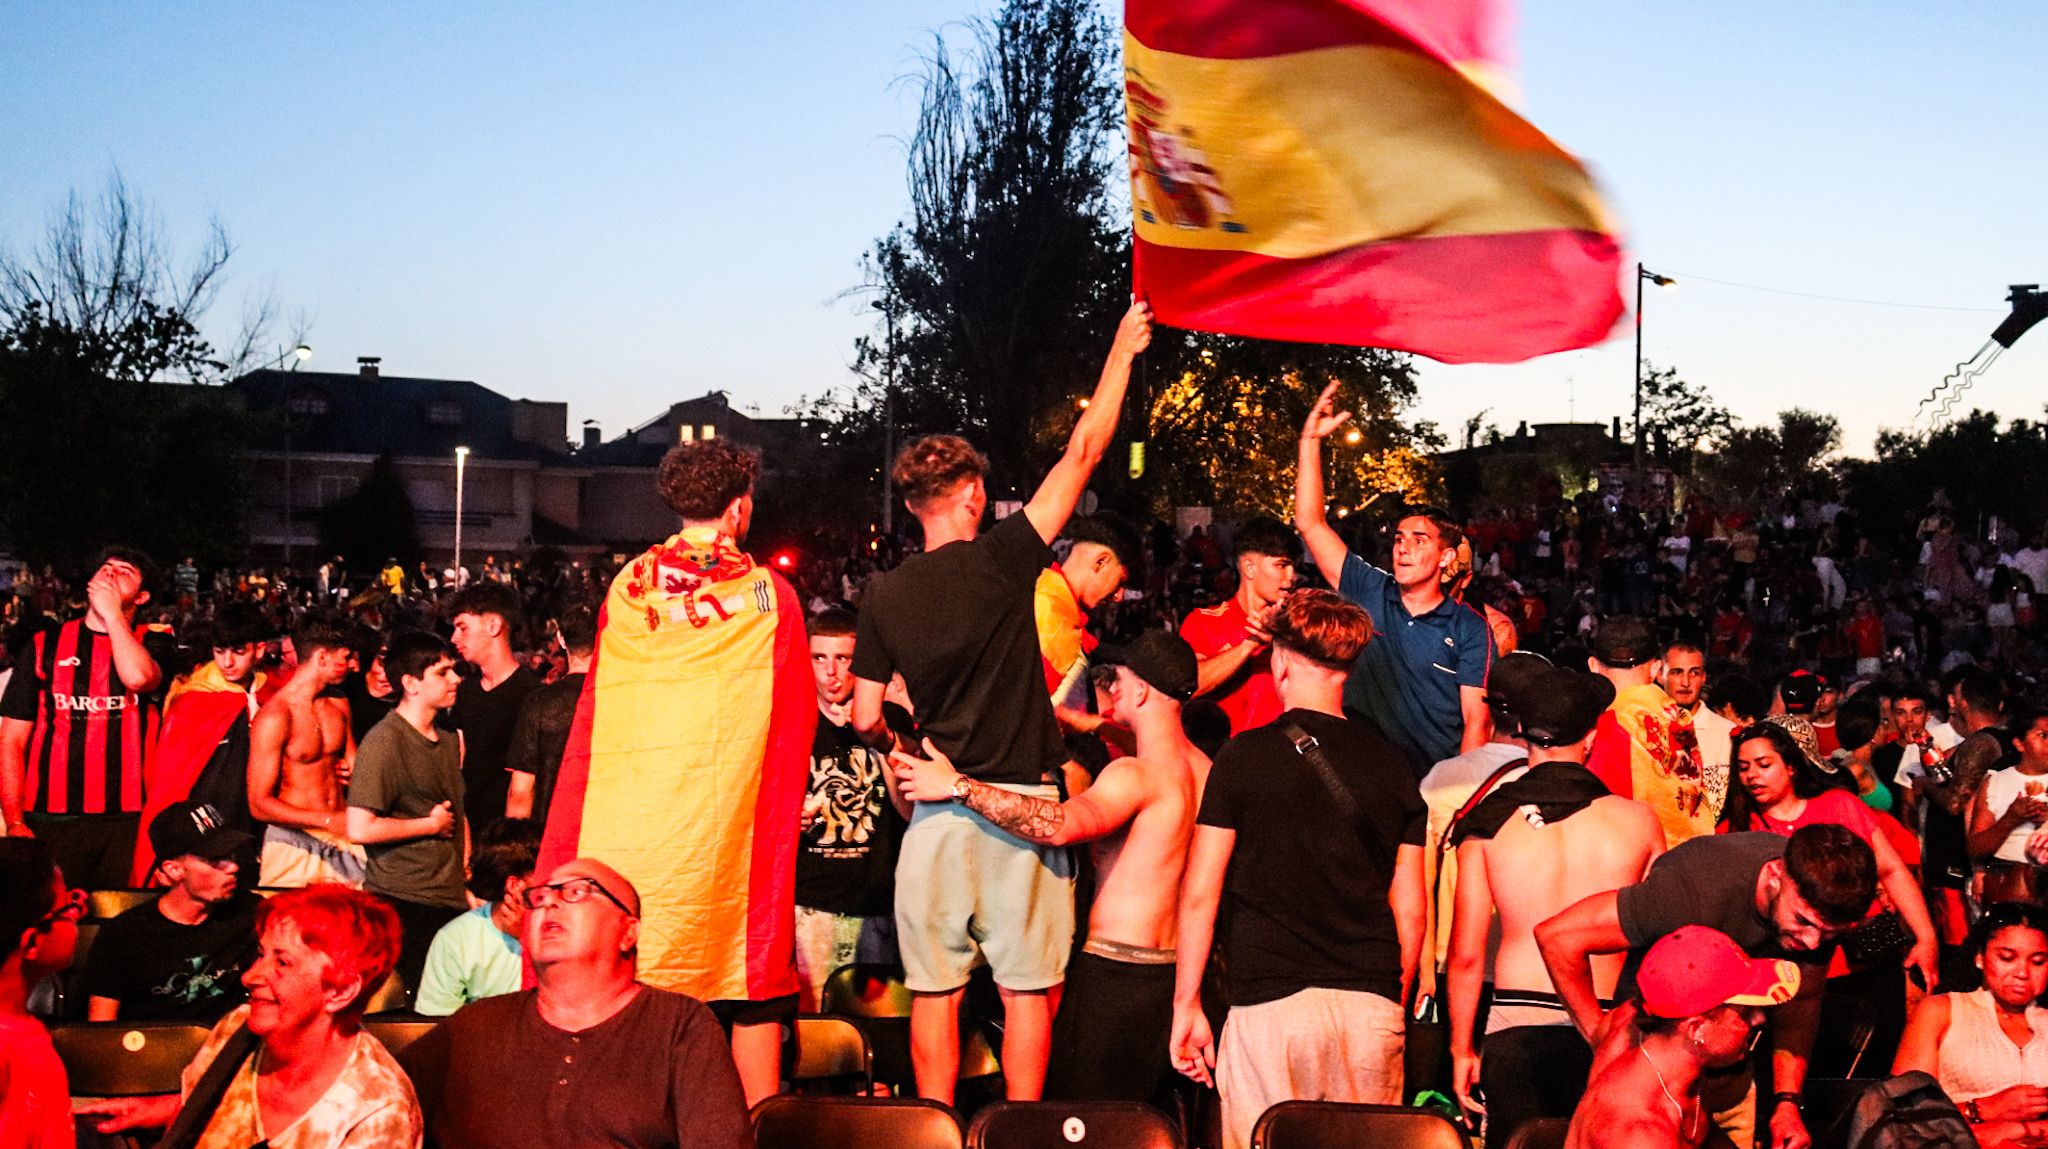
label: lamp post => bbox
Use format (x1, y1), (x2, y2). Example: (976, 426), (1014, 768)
(872, 298), (898, 534)
(275, 344), (313, 564)
(1633, 263), (1677, 481)
(453, 446), (470, 584)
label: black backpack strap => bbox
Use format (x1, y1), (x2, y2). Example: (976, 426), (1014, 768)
(155, 1022), (261, 1149)
(1280, 719), (1393, 871)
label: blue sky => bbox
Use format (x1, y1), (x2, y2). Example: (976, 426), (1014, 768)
(4, 2), (2042, 455)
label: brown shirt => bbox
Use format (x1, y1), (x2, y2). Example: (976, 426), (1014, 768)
(400, 985), (748, 1149)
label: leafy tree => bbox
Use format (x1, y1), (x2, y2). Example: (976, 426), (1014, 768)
(1841, 409), (2048, 545)
(316, 455), (422, 570)
(0, 175), (284, 571)
(1141, 331), (1437, 516)
(826, 0), (1126, 494)
(1631, 362), (1733, 473)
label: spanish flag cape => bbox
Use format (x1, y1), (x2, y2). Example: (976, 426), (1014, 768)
(1126, 0), (1623, 361)
(537, 528), (813, 1002)
(130, 661), (273, 885)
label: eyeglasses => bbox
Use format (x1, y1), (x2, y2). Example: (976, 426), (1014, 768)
(37, 888), (87, 928)
(521, 876), (633, 916)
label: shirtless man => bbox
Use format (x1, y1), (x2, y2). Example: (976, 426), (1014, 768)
(248, 616), (365, 887)
(892, 631), (1208, 1101)
(1446, 666), (1665, 1147)
(1565, 926), (1791, 1149)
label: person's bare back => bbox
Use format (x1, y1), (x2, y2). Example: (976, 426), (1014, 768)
(1478, 795), (1663, 1000)
(1085, 743), (1210, 951)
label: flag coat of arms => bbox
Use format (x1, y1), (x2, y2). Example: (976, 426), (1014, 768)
(1126, 0), (1623, 362)
(537, 528), (813, 1002)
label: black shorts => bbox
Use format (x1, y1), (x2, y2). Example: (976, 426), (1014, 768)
(1044, 949), (1176, 1103)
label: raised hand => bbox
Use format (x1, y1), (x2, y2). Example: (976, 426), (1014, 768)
(1300, 381), (1354, 442)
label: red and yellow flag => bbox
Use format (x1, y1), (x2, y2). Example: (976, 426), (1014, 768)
(538, 528), (813, 1002)
(130, 661), (271, 885)
(1126, 0), (1623, 362)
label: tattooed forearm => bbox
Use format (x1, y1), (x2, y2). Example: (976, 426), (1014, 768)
(960, 779), (1067, 843)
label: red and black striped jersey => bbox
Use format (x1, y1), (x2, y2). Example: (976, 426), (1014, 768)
(0, 619), (169, 816)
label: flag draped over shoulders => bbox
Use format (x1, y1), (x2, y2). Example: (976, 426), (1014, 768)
(130, 662), (268, 885)
(537, 527), (812, 1003)
(1125, 0), (1623, 362)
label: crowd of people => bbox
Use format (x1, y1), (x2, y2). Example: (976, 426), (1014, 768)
(4, 300), (2048, 1149)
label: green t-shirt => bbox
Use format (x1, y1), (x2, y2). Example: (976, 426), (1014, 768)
(416, 904), (523, 1016)
(349, 711), (467, 909)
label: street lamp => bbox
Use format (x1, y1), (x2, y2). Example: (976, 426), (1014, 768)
(453, 446), (470, 584)
(871, 298), (898, 533)
(1633, 263), (1677, 479)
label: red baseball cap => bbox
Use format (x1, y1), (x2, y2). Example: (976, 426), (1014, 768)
(1638, 925), (1801, 1019)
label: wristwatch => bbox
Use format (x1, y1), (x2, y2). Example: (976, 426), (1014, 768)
(950, 775), (973, 802)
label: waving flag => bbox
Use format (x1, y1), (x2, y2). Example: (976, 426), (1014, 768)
(1126, 0), (1623, 362)
(538, 528), (813, 1002)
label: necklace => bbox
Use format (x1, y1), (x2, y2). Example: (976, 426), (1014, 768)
(1638, 1041), (1701, 1143)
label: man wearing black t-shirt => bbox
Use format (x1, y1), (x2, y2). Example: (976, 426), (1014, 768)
(794, 609), (908, 1009)
(505, 604), (596, 833)
(82, 801), (258, 1022)
(850, 301), (1152, 1103)
(1535, 824), (1878, 1149)
(1171, 590), (1427, 1149)
(0, 548), (169, 890)
(447, 583), (541, 836)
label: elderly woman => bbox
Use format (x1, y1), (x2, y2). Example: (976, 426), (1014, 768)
(79, 884), (422, 1148)
(1893, 904), (2048, 1149)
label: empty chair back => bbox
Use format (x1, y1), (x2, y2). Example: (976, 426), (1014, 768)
(52, 1022), (211, 1097)
(366, 1017), (440, 1059)
(821, 963), (916, 1019)
(755, 1095), (963, 1149)
(1250, 1102), (1465, 1149)
(361, 968), (411, 1014)
(968, 1102), (1183, 1149)
(1501, 1117), (1570, 1149)
(87, 889), (157, 921)
(793, 1015), (874, 1093)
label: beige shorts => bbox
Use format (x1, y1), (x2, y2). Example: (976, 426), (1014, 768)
(259, 824), (367, 889)
(894, 787), (1075, 993)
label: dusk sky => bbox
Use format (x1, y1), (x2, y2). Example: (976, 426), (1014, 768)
(6, 2), (2043, 456)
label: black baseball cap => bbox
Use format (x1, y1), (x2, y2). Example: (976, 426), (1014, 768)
(149, 801), (253, 864)
(1590, 616), (1659, 669)
(1487, 651), (1554, 713)
(1506, 667), (1616, 747)
(1095, 632), (1199, 702)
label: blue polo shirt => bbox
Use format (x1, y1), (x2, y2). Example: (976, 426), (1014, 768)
(1337, 553), (1494, 776)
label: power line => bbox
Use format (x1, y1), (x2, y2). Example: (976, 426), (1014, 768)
(1653, 269), (2004, 313)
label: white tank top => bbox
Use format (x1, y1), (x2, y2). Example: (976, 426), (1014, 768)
(1937, 989), (2048, 1103)
(1981, 768), (2048, 863)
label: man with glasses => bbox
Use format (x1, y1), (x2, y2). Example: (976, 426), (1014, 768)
(82, 801), (258, 1022)
(0, 839), (85, 1146)
(402, 858), (750, 1149)
(1537, 823), (1878, 1149)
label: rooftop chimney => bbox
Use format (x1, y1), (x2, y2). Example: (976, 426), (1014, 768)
(582, 420), (601, 448)
(358, 356), (381, 380)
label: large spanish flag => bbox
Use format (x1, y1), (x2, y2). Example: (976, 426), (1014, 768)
(130, 661), (272, 885)
(538, 528), (813, 1002)
(1127, 0), (1623, 362)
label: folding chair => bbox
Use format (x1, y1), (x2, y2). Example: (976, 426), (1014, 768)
(754, 1095), (964, 1149)
(821, 964), (1001, 1089)
(967, 1101), (1183, 1149)
(1802, 1077), (1871, 1149)
(366, 1015), (441, 1059)
(794, 1014), (875, 1094)
(87, 889), (157, 921)
(360, 968), (411, 1014)
(1501, 1117), (1570, 1149)
(57, 922), (102, 1020)
(52, 1022), (211, 1097)
(1249, 1101), (1465, 1149)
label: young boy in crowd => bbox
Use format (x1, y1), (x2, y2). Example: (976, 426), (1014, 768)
(348, 631), (467, 994)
